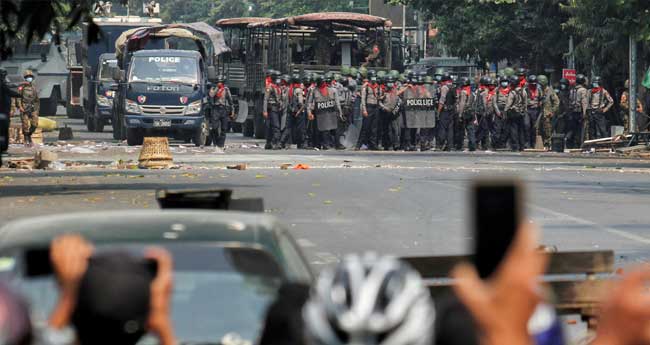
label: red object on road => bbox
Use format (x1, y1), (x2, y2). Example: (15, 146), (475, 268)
(562, 69), (577, 85)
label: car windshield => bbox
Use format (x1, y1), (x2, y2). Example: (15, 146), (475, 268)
(128, 56), (198, 84)
(5, 244), (283, 345)
(99, 58), (118, 81)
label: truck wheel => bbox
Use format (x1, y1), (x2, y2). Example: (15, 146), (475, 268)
(126, 128), (144, 146)
(254, 114), (266, 139)
(193, 121), (209, 147)
(94, 108), (104, 132)
(243, 119), (254, 137)
(112, 113), (121, 140)
(86, 112), (96, 132)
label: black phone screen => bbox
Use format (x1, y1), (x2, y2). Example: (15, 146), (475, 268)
(472, 182), (520, 278)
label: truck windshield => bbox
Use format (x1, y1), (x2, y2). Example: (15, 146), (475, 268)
(99, 59), (118, 81)
(129, 56), (198, 84)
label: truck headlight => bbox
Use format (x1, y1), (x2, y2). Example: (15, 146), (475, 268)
(185, 100), (202, 115)
(125, 99), (140, 113)
(97, 95), (113, 107)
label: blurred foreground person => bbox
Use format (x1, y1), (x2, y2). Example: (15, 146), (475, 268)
(45, 235), (175, 345)
(303, 253), (436, 345)
(0, 282), (33, 345)
(452, 223), (650, 345)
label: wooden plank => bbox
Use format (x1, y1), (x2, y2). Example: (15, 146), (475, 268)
(427, 279), (610, 307)
(402, 251), (614, 278)
(616, 145), (649, 153)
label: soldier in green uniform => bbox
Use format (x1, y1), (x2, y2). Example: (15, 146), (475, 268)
(620, 79), (645, 133)
(17, 69), (39, 146)
(537, 75), (559, 149)
(569, 74), (590, 147)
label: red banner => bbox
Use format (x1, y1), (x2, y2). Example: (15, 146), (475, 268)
(562, 69), (577, 85)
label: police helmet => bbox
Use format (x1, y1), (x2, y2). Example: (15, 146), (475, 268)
(324, 73), (333, 83)
(509, 75), (519, 86)
(559, 78), (570, 86)
(386, 75), (396, 84)
(487, 77), (496, 86)
(389, 70), (400, 78)
(281, 74), (290, 83)
(23, 69), (34, 78)
(359, 67), (368, 78)
(592, 76), (602, 84)
(516, 67), (527, 77)
(340, 66), (351, 77)
(537, 75), (548, 87)
(441, 72), (452, 82)
(459, 76), (470, 87)
(398, 74), (407, 83)
(424, 76), (434, 84)
(290, 74), (300, 84)
(314, 74), (324, 84)
(479, 76), (489, 86)
(434, 68), (445, 77)
(216, 75), (226, 83)
(576, 74), (587, 85)
(349, 67), (358, 77)
(503, 67), (515, 77)
(527, 74), (537, 84)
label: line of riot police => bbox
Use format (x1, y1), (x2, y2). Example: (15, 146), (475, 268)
(218, 67), (620, 151)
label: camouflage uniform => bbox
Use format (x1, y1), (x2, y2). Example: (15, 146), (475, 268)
(620, 90), (644, 133)
(456, 85), (477, 151)
(17, 81), (39, 142)
(491, 86), (510, 149)
(525, 84), (543, 148)
(541, 86), (560, 147)
(568, 84), (589, 148)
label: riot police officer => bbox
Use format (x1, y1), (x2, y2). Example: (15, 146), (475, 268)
(359, 70), (381, 150)
(555, 78), (571, 137)
(400, 72), (433, 151)
(475, 76), (492, 151)
(208, 75), (234, 148)
(336, 74), (353, 150)
(491, 75), (511, 149)
(283, 74), (306, 148)
(568, 74), (589, 147)
(308, 74), (342, 150)
(17, 69), (39, 146)
(379, 75), (401, 151)
(456, 76), (477, 151)
(505, 75), (527, 151)
(436, 73), (456, 151)
(524, 74), (543, 148)
(587, 76), (614, 139)
(263, 71), (285, 150)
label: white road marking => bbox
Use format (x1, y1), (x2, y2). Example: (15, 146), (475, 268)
(296, 238), (316, 247)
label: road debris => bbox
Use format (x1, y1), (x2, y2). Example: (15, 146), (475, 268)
(34, 150), (58, 169)
(280, 163), (292, 170)
(227, 164), (247, 170)
(58, 126), (74, 140)
(293, 164), (310, 170)
(138, 137), (173, 169)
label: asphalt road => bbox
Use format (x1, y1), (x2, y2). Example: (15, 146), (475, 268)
(2, 118), (650, 268)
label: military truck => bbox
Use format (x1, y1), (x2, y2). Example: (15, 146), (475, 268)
(215, 17), (272, 137)
(244, 12), (401, 139)
(65, 16), (163, 122)
(0, 34), (69, 116)
(111, 23), (229, 146)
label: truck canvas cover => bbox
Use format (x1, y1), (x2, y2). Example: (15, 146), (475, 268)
(249, 12), (392, 29)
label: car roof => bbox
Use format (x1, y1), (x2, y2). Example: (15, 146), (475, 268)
(0, 210), (283, 251)
(99, 53), (117, 60)
(132, 50), (201, 58)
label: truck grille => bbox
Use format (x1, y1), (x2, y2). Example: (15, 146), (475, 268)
(141, 105), (186, 116)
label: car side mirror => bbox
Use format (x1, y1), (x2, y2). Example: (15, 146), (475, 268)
(207, 66), (217, 82)
(112, 68), (124, 81)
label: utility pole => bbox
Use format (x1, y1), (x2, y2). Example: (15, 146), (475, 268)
(629, 35), (638, 133)
(568, 35), (575, 69)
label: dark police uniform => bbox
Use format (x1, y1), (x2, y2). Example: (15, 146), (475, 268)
(263, 83), (286, 149)
(309, 85), (342, 150)
(208, 84), (234, 148)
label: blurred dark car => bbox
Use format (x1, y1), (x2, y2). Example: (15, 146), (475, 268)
(0, 210), (313, 345)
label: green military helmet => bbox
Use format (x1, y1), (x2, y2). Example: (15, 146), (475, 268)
(389, 70), (400, 78)
(333, 73), (342, 82)
(314, 74), (324, 84)
(302, 73), (311, 84)
(324, 72), (334, 83)
(291, 74), (301, 83)
(434, 67), (445, 76)
(359, 67), (368, 78)
(398, 74), (407, 83)
(424, 76), (434, 84)
(537, 75), (548, 87)
(503, 67), (515, 77)
(340, 66), (351, 76)
(349, 67), (358, 77)
(376, 70), (387, 79)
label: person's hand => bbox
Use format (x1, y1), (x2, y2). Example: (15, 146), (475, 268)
(48, 234), (94, 329)
(308, 113), (315, 121)
(451, 223), (547, 345)
(363, 110), (368, 117)
(593, 266), (650, 345)
(263, 112), (268, 119)
(145, 248), (176, 345)
(230, 112), (235, 119)
(51, 234), (94, 294)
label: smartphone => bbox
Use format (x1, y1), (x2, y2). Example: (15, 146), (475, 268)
(472, 179), (523, 278)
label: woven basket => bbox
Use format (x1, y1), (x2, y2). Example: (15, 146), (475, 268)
(138, 137), (173, 169)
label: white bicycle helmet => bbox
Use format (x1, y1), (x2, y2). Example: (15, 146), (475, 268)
(303, 253), (435, 345)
